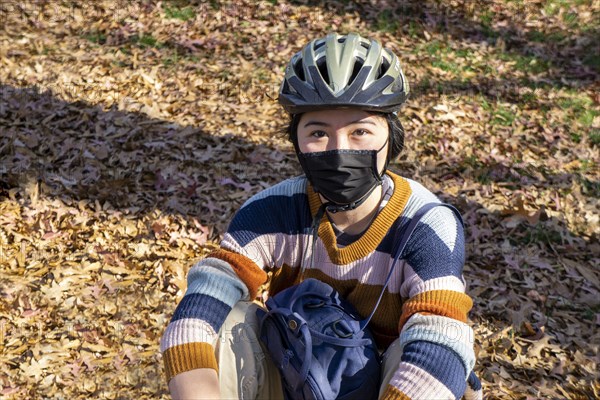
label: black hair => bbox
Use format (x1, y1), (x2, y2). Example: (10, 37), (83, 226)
(286, 112), (405, 160)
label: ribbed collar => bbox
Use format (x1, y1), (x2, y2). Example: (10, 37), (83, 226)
(307, 171), (412, 265)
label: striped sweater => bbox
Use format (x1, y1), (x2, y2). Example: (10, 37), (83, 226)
(161, 171), (481, 399)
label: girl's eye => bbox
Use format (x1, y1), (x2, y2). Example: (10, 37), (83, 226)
(310, 130), (327, 138)
(353, 129), (369, 136)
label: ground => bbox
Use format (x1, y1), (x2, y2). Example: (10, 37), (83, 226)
(0, 1), (598, 399)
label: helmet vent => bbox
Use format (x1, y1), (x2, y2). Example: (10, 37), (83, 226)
(293, 60), (305, 81)
(317, 58), (330, 85)
(378, 58), (391, 79)
(348, 60), (364, 87)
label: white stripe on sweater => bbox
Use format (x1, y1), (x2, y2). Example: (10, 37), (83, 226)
(389, 362), (455, 399)
(160, 318), (217, 352)
(400, 313), (476, 375)
(399, 270), (466, 298)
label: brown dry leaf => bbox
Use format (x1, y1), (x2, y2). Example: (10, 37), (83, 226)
(562, 258), (600, 289)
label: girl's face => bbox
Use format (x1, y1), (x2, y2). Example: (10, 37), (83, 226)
(297, 109), (389, 173)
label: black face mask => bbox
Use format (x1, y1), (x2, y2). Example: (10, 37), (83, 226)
(297, 140), (388, 211)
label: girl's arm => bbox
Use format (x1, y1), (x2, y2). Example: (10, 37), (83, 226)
(168, 368), (220, 400)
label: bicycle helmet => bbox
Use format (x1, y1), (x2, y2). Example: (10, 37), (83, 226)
(279, 33), (409, 114)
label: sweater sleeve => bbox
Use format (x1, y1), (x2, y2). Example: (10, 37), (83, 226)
(160, 196), (271, 382)
(381, 206), (480, 400)
(159, 256), (248, 381)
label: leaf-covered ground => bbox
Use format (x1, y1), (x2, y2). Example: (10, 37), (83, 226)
(0, 1), (598, 399)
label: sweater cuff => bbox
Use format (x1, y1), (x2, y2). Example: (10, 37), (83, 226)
(162, 342), (218, 382)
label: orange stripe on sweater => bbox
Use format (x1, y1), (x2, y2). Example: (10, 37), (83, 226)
(209, 249), (267, 300)
(163, 342), (218, 382)
(399, 290), (473, 331)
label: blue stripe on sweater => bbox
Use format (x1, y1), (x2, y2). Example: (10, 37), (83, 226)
(227, 193), (313, 247)
(401, 341), (467, 398)
(401, 214), (465, 281)
(375, 211), (465, 280)
(171, 293), (232, 333)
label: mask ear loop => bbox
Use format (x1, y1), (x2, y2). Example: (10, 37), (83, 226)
(382, 116), (394, 175)
(374, 136), (390, 179)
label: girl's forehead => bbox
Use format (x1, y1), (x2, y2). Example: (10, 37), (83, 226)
(299, 109), (386, 127)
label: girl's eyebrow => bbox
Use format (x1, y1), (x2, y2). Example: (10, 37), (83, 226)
(303, 121), (329, 128)
(303, 119), (377, 128)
